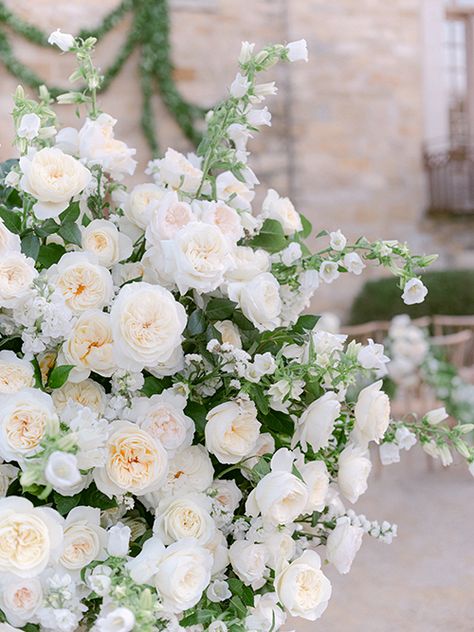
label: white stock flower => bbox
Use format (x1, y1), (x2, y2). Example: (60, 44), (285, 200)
(49, 252), (113, 314)
(17, 113), (41, 141)
(326, 516), (364, 574)
(228, 272), (281, 332)
(110, 281), (186, 372)
(62, 310), (115, 381)
(48, 29), (75, 51)
(0, 576), (43, 627)
(246, 449), (308, 525)
(82, 219), (132, 268)
(94, 421), (168, 497)
(402, 278), (428, 305)
(338, 445), (372, 504)
(286, 39), (308, 62)
(19, 147), (91, 219)
(353, 380), (391, 446)
(96, 607), (135, 632)
(229, 540), (267, 589)
(225, 246), (270, 282)
(329, 229), (346, 251)
(107, 523), (131, 557)
(262, 188), (302, 235)
(146, 190), (196, 244)
(343, 252), (365, 275)
(292, 392), (341, 452)
(125, 182), (166, 229)
(205, 400), (260, 464)
(154, 493), (215, 545)
(230, 72), (251, 98)
(0, 351), (34, 393)
(0, 388), (58, 462)
(60, 506), (106, 570)
(0, 252), (37, 308)
(275, 550), (331, 620)
(44, 451), (83, 495)
(0, 496), (63, 577)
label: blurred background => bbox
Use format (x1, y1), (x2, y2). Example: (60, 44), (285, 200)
(0, 1), (473, 630)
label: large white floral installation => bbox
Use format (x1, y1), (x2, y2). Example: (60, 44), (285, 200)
(0, 32), (471, 632)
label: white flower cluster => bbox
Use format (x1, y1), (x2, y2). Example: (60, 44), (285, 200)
(0, 33), (463, 632)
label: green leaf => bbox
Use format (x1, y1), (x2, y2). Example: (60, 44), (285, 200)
(233, 310), (256, 331)
(81, 483), (117, 510)
(250, 456), (271, 483)
(142, 375), (165, 397)
(35, 218), (60, 237)
(293, 314), (319, 333)
(58, 221), (82, 246)
(206, 297), (236, 321)
(37, 242), (66, 268)
(53, 491), (82, 516)
(230, 596), (247, 618)
(250, 385), (269, 415)
(186, 309), (206, 336)
(47, 364), (75, 389)
(185, 400), (208, 435)
(0, 158), (19, 180)
(249, 218), (287, 253)
(311, 510), (321, 528)
(59, 201), (80, 224)
(0, 205), (21, 233)
(299, 212), (312, 238)
(21, 231), (40, 259)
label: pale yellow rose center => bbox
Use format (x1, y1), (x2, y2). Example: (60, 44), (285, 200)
(5, 408), (47, 451)
(107, 433), (160, 490)
(0, 366), (33, 393)
(0, 515), (48, 569)
(295, 568), (321, 609)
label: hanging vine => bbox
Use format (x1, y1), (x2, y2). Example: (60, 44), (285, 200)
(0, 0), (207, 155)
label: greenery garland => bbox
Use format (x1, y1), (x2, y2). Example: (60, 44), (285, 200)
(0, 0), (207, 154)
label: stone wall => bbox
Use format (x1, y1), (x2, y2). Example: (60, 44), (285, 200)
(0, 0), (473, 317)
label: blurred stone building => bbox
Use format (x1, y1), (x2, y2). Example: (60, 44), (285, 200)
(0, 0), (473, 315)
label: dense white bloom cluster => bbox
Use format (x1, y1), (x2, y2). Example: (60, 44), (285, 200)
(0, 33), (467, 632)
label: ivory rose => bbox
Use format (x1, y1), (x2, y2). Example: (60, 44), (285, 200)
(214, 320), (242, 348)
(19, 147), (91, 219)
(338, 445), (372, 504)
(275, 550), (331, 620)
(0, 577), (43, 627)
(110, 281), (186, 371)
(94, 421), (168, 497)
(353, 380), (391, 446)
(52, 378), (106, 414)
(0, 252), (37, 308)
(301, 460), (330, 513)
(198, 200), (243, 242)
(0, 496), (63, 578)
(0, 351), (34, 393)
(125, 182), (166, 229)
(49, 251), (113, 314)
(155, 445), (214, 499)
(153, 492), (216, 545)
(81, 219), (133, 268)
(262, 188), (302, 235)
(205, 399), (261, 464)
(326, 516), (364, 575)
(225, 246), (270, 282)
(0, 389), (59, 462)
(292, 391), (341, 452)
(62, 310), (115, 381)
(60, 506), (106, 571)
(146, 190), (196, 244)
(157, 148), (203, 194)
(228, 272), (281, 331)
(229, 540), (267, 588)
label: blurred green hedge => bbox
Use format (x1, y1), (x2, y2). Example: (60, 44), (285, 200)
(349, 269), (474, 324)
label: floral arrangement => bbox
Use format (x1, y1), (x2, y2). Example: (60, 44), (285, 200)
(0, 32), (470, 632)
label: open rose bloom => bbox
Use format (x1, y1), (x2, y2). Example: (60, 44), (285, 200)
(0, 32), (470, 632)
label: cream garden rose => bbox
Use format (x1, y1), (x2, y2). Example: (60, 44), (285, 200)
(0, 351), (34, 393)
(110, 281), (187, 371)
(0, 576), (43, 627)
(0, 252), (37, 308)
(146, 190), (196, 244)
(49, 251), (113, 313)
(52, 378), (106, 415)
(275, 550), (331, 620)
(229, 540), (267, 589)
(205, 399), (261, 464)
(225, 246), (270, 282)
(157, 148), (203, 194)
(0, 496), (63, 578)
(62, 309), (115, 381)
(292, 391), (341, 452)
(0, 389), (59, 462)
(125, 182), (166, 229)
(153, 445), (214, 499)
(228, 272), (281, 331)
(153, 492), (216, 545)
(19, 147), (91, 219)
(94, 421), (168, 497)
(262, 188), (302, 235)
(338, 445), (372, 504)
(353, 380), (391, 446)
(82, 219), (133, 268)
(60, 506), (106, 571)
(326, 516), (364, 575)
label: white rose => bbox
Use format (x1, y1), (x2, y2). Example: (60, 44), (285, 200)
(0, 388), (58, 462)
(198, 200), (243, 242)
(262, 188), (302, 235)
(353, 380), (391, 446)
(78, 113), (137, 179)
(0, 252), (36, 308)
(154, 493), (215, 545)
(52, 378), (106, 415)
(81, 219), (132, 268)
(154, 539), (213, 613)
(301, 460), (330, 513)
(402, 278), (428, 305)
(150, 445), (214, 500)
(60, 506), (106, 570)
(19, 147), (91, 219)
(157, 148), (203, 194)
(110, 281), (186, 371)
(62, 310), (115, 381)
(17, 113), (41, 141)
(0, 351), (34, 393)
(210, 479), (242, 515)
(207, 529), (229, 575)
(326, 516), (364, 574)
(45, 451), (83, 495)
(94, 421), (168, 497)
(125, 183), (166, 229)
(0, 576), (43, 627)
(225, 246), (270, 282)
(126, 535), (165, 585)
(286, 39), (308, 63)
(107, 523), (131, 557)
(96, 607), (135, 632)
(49, 251), (113, 313)
(275, 550), (331, 620)
(146, 190), (196, 244)
(246, 449), (308, 525)
(292, 392), (341, 452)
(229, 540), (267, 589)
(48, 29), (75, 51)
(0, 496), (63, 577)
(228, 273), (281, 332)
(0, 218), (21, 254)
(214, 320), (242, 348)
(160, 222), (232, 294)
(0, 464), (18, 497)
(245, 593), (286, 632)
(131, 391), (194, 454)
(263, 531), (295, 571)
(338, 445), (372, 503)
(205, 400), (260, 464)
(216, 171), (255, 211)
